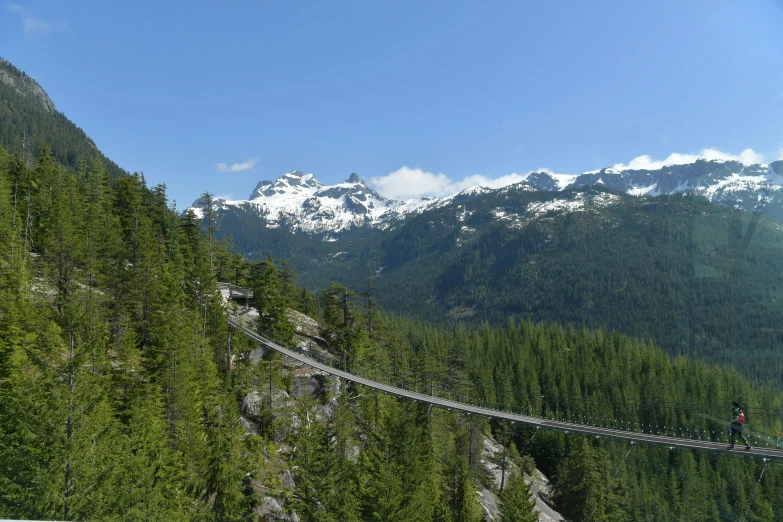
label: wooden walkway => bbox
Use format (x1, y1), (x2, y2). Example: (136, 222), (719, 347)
(229, 317), (783, 460)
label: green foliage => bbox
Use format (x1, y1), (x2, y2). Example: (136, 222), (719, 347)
(252, 254), (295, 344)
(2, 127), (783, 520)
(295, 273), (783, 521)
(0, 148), (247, 520)
(0, 58), (126, 182)
(499, 471), (538, 522)
(218, 186), (783, 388)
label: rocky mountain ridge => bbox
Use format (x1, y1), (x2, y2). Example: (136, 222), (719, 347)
(191, 170), (447, 234)
(0, 56), (127, 181)
(191, 159), (783, 236)
(0, 57), (57, 114)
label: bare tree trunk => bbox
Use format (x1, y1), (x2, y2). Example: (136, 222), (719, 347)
(64, 330), (74, 520)
(11, 180), (17, 264)
(23, 187), (32, 267)
(227, 330), (232, 382)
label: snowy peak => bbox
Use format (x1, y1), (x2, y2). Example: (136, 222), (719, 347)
(249, 171), (322, 199)
(192, 157), (783, 236)
(347, 172), (365, 184)
(522, 171), (579, 191)
(569, 159), (748, 195)
(194, 171), (437, 234)
(525, 172), (563, 191)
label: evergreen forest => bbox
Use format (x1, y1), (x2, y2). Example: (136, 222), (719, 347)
(1, 144), (783, 521)
(215, 184), (783, 388)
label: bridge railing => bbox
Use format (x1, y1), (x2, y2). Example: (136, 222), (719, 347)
(218, 282), (254, 301)
(231, 317), (783, 452)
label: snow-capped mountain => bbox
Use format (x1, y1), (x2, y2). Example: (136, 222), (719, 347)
(190, 160), (783, 235)
(527, 159), (783, 213)
(189, 171), (480, 234)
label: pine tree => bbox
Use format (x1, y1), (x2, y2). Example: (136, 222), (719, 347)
(118, 384), (186, 521)
(451, 455), (484, 522)
(554, 436), (603, 521)
(198, 191), (219, 274)
(362, 265), (379, 336)
(253, 254), (295, 344)
(499, 470), (538, 522)
(489, 430), (518, 494)
(202, 396), (247, 522)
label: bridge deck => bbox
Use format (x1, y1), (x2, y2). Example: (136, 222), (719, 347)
(229, 318), (783, 460)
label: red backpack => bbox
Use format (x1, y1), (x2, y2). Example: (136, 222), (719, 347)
(737, 411), (746, 425)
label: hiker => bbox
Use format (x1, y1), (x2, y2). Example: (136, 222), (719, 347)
(728, 401), (751, 450)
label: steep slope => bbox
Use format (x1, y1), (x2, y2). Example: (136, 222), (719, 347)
(0, 57), (126, 180)
(224, 184), (783, 385)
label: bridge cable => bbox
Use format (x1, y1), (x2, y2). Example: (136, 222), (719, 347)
(741, 458), (769, 522)
(229, 317), (783, 460)
(519, 426), (540, 454)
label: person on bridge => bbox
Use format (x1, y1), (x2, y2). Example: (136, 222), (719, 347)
(728, 401), (751, 450)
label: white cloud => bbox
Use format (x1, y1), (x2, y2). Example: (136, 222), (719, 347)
(369, 167), (452, 199)
(4, 3), (69, 36)
(369, 166), (552, 200)
(24, 17), (68, 35)
(612, 148), (764, 171)
(368, 148), (769, 200)
(216, 158), (257, 173)
(5, 3), (24, 14)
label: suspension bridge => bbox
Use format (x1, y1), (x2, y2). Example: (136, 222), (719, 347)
(227, 316), (783, 460)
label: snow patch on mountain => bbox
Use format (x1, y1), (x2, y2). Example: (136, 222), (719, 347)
(629, 184), (658, 196)
(548, 173), (580, 189)
(193, 171), (440, 234)
(702, 173), (769, 196)
(526, 192), (620, 217)
(521, 172), (578, 191)
(190, 157), (783, 236)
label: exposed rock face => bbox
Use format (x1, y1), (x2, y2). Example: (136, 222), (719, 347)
(254, 496), (300, 522)
(234, 308), (348, 518)
(242, 390), (294, 416)
(279, 469), (295, 490)
(0, 58), (56, 113)
(347, 172), (365, 184)
(477, 486), (501, 522)
(526, 172), (561, 192)
(480, 435), (564, 522)
(291, 371), (338, 401)
(241, 391), (265, 417)
(240, 389), (295, 440)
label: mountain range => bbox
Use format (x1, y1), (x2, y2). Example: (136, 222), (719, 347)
(189, 159), (783, 238)
(3, 53), (782, 386)
(195, 168), (783, 386)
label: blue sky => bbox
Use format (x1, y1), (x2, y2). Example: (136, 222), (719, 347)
(2, 0), (783, 204)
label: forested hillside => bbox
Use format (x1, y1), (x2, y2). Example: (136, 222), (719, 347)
(0, 57), (126, 181)
(229, 250), (783, 521)
(0, 145), (537, 521)
(212, 185), (783, 387)
(1, 145), (782, 520)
